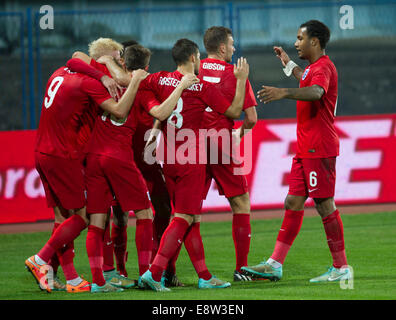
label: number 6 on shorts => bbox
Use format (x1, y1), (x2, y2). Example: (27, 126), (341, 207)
(309, 171), (317, 187)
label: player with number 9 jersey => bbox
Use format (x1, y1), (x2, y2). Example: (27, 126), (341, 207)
(35, 67), (114, 209)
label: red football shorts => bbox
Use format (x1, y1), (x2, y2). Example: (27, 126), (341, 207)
(288, 157), (336, 198)
(35, 152), (85, 209)
(85, 154), (151, 213)
(203, 133), (248, 199)
(162, 163), (206, 215)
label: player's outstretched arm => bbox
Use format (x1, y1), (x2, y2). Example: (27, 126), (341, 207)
(257, 84), (324, 104)
(72, 51), (91, 64)
(274, 46), (304, 81)
(148, 73), (199, 121)
(223, 57), (249, 119)
(67, 55), (120, 99)
(235, 106), (257, 142)
(97, 55), (131, 87)
(99, 69), (149, 119)
(143, 119), (162, 164)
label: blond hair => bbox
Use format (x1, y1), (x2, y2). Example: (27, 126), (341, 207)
(88, 37), (123, 60)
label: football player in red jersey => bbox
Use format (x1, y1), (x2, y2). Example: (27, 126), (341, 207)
(199, 26), (257, 281)
(71, 39), (180, 287)
(24, 48), (148, 293)
(32, 38), (122, 292)
(68, 38), (143, 288)
(78, 44), (198, 293)
(96, 44), (180, 287)
(242, 20), (351, 283)
(139, 38), (250, 291)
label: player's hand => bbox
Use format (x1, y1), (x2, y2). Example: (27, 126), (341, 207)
(143, 136), (158, 164)
(273, 46), (290, 67)
(232, 127), (242, 146)
(97, 55), (113, 65)
(234, 57), (249, 80)
(132, 69), (149, 81)
(180, 73), (199, 89)
(100, 75), (121, 100)
(257, 86), (286, 104)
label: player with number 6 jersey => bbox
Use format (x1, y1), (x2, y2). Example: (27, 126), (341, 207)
(242, 20), (351, 284)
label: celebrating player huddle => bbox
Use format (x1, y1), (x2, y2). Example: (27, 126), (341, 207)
(25, 20), (351, 294)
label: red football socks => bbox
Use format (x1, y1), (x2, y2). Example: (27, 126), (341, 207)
(86, 225), (105, 287)
(232, 214), (251, 271)
(58, 241), (78, 281)
(166, 244), (181, 275)
(48, 223), (60, 273)
(322, 209), (348, 268)
(184, 222), (212, 280)
(271, 209), (304, 264)
(135, 219), (153, 276)
(38, 214), (86, 263)
(102, 223), (115, 272)
(152, 211), (171, 262)
(111, 222), (128, 276)
(150, 217), (189, 282)
(49, 222), (79, 281)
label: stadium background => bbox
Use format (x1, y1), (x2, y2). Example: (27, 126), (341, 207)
(1, 0), (396, 223)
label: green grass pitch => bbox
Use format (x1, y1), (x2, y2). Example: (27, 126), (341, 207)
(0, 211), (395, 300)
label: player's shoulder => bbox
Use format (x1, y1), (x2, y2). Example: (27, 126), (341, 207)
(146, 70), (173, 83)
(201, 58), (233, 72)
(314, 55), (336, 71)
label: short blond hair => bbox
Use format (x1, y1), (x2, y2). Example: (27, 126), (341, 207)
(88, 37), (123, 60)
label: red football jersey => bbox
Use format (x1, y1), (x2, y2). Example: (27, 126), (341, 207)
(141, 70), (231, 162)
(85, 89), (159, 163)
(199, 58), (257, 130)
(35, 67), (112, 159)
(296, 55), (339, 158)
(90, 58), (112, 77)
(74, 58), (114, 150)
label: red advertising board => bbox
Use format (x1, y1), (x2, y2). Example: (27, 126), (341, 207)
(1, 114), (395, 224)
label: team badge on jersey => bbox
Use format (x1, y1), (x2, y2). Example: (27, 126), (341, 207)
(302, 68), (310, 80)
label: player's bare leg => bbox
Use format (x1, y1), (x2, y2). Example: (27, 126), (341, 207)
(310, 197), (350, 282)
(87, 212), (123, 293)
(228, 192), (252, 281)
(242, 195), (307, 281)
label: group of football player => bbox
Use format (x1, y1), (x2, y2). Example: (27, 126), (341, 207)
(25, 20), (351, 294)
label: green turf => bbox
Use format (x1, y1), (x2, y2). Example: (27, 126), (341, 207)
(0, 211), (395, 300)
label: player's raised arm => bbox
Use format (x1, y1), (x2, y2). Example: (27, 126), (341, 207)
(148, 73), (199, 121)
(274, 46), (304, 81)
(99, 69), (148, 118)
(67, 56), (120, 100)
(223, 57), (249, 119)
(97, 55), (131, 87)
(72, 51), (92, 64)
